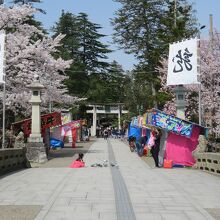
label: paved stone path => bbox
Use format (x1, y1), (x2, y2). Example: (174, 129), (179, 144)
(108, 140), (136, 220)
(0, 138), (220, 220)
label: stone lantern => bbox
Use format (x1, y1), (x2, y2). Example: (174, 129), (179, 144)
(26, 78), (48, 163)
(173, 85), (188, 120)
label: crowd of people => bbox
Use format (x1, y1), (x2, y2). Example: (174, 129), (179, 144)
(97, 127), (125, 139)
(1, 122), (162, 169)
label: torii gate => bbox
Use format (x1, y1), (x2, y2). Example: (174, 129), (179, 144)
(86, 103), (128, 136)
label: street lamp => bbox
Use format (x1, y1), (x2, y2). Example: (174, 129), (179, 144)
(198, 25), (206, 126)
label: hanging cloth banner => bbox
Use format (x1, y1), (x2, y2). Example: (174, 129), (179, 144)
(0, 31), (6, 83)
(167, 38), (198, 85)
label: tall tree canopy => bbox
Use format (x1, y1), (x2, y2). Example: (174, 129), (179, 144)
(52, 11), (112, 98)
(112, 0), (198, 113)
(86, 61), (129, 103)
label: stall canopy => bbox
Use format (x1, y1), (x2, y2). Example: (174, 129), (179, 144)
(128, 124), (142, 141)
(130, 109), (206, 167)
(50, 120), (82, 148)
(146, 109), (206, 166)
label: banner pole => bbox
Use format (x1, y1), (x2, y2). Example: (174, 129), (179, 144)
(1, 1), (5, 149)
(0, 29), (6, 148)
(198, 25), (206, 126)
(2, 80), (5, 148)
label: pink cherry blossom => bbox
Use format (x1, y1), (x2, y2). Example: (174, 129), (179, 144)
(0, 5), (82, 117)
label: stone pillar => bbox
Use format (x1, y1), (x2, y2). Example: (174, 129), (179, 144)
(26, 79), (48, 164)
(91, 105), (97, 136)
(173, 85), (188, 120)
(118, 105), (121, 130)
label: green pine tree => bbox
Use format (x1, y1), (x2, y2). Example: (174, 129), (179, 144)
(87, 61), (129, 103)
(76, 12), (111, 73)
(52, 11), (112, 98)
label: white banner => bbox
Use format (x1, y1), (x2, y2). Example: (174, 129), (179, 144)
(0, 31), (5, 83)
(167, 38), (198, 85)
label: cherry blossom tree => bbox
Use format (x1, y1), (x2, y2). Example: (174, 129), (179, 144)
(200, 33), (220, 135)
(0, 5), (81, 117)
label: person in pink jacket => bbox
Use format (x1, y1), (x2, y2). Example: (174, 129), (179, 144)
(69, 153), (85, 168)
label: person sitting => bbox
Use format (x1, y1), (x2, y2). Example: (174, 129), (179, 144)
(69, 153), (85, 168)
(76, 153), (84, 162)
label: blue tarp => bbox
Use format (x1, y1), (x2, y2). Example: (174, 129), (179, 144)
(50, 138), (64, 149)
(128, 124), (142, 141)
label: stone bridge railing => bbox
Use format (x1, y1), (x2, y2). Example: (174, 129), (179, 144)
(195, 153), (220, 175)
(0, 148), (27, 175)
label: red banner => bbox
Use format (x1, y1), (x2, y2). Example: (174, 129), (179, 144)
(12, 112), (62, 137)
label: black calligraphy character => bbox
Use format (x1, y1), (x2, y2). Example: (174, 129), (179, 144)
(172, 48), (193, 73)
(183, 48), (193, 71)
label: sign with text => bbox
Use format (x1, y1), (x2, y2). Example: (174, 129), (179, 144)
(150, 110), (193, 138)
(0, 31), (5, 83)
(167, 38), (198, 85)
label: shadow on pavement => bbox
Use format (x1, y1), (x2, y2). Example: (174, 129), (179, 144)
(48, 139), (95, 159)
(39, 138), (96, 168)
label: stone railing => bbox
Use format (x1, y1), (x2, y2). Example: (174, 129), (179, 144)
(195, 153), (220, 175)
(0, 148), (27, 175)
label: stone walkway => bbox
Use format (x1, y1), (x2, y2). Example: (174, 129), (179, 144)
(0, 138), (220, 220)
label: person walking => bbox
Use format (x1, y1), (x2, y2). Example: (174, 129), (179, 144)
(103, 129), (108, 140)
(150, 129), (161, 167)
(136, 136), (146, 157)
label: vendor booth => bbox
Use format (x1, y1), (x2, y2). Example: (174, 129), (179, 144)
(50, 120), (82, 148)
(12, 112), (62, 145)
(128, 109), (206, 167)
(12, 113), (83, 150)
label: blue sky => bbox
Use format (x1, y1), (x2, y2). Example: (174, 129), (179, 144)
(34, 0), (220, 71)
